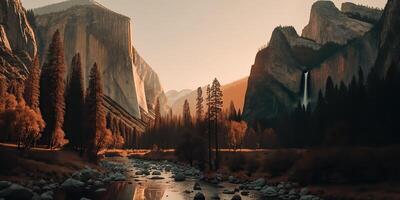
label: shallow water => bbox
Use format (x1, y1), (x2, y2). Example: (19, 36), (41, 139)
(99, 158), (261, 200)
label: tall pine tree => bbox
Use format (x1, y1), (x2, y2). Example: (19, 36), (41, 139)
(183, 99), (192, 127)
(64, 53), (85, 152)
(24, 55), (41, 112)
(211, 78), (223, 169)
(195, 87), (204, 125)
(39, 30), (68, 149)
(85, 63), (112, 161)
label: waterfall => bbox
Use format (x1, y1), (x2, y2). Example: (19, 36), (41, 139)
(302, 71), (309, 107)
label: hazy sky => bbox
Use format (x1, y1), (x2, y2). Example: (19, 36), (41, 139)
(21, 0), (387, 91)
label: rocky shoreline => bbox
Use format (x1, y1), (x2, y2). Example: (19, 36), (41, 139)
(0, 158), (323, 200)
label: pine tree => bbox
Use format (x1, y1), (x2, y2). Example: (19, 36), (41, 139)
(210, 78), (223, 169)
(206, 85), (212, 169)
(24, 55), (41, 112)
(154, 98), (161, 129)
(64, 53), (85, 152)
(39, 30), (68, 149)
(195, 87), (204, 125)
(85, 63), (112, 161)
(183, 99), (192, 127)
(228, 101), (236, 121)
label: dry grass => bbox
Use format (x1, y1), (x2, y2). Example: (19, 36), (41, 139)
(0, 143), (102, 184)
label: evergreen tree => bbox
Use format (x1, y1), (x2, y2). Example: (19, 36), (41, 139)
(39, 30), (68, 149)
(154, 98), (161, 129)
(64, 53), (85, 152)
(183, 99), (192, 127)
(195, 87), (204, 125)
(210, 78), (223, 169)
(206, 85), (212, 169)
(85, 63), (112, 161)
(228, 101), (237, 121)
(24, 55), (41, 112)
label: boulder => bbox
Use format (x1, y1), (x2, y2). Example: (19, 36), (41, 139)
(260, 186), (278, 197)
(0, 184), (34, 200)
(222, 189), (235, 194)
(0, 181), (11, 190)
(40, 191), (54, 200)
(193, 182), (201, 190)
(152, 171), (161, 175)
(231, 194), (242, 200)
(174, 173), (185, 182)
(61, 178), (85, 190)
(193, 192), (205, 200)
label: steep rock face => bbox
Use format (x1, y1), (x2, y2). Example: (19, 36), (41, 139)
(133, 47), (169, 114)
(244, 27), (303, 125)
(342, 2), (383, 24)
(302, 1), (373, 45)
(34, 1), (143, 118)
(0, 0), (37, 80)
(374, 0), (400, 76)
(244, 1), (382, 125)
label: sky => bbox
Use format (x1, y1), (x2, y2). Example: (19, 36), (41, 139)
(21, 0), (387, 91)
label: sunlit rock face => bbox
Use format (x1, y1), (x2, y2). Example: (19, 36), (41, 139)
(243, 1), (384, 126)
(0, 0), (37, 80)
(133, 47), (169, 114)
(302, 1), (373, 45)
(34, 1), (142, 118)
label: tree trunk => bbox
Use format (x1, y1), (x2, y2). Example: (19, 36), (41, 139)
(215, 115), (219, 170)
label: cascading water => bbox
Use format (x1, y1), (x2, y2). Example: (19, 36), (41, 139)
(302, 71), (309, 107)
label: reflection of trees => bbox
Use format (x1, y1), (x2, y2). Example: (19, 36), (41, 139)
(144, 184), (165, 200)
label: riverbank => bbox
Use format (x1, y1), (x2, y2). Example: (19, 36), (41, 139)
(0, 143), (128, 200)
(113, 146), (400, 200)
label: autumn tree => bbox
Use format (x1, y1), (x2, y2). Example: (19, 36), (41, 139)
(210, 78), (223, 169)
(24, 55), (41, 112)
(64, 53), (85, 152)
(39, 30), (68, 149)
(195, 87), (204, 125)
(85, 63), (112, 161)
(182, 99), (192, 127)
(227, 120), (247, 151)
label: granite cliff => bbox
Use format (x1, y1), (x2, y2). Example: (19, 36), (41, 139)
(244, 1), (384, 126)
(33, 0), (167, 118)
(0, 0), (37, 80)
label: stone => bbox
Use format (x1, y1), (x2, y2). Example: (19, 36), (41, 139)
(174, 173), (185, 182)
(61, 178), (85, 189)
(300, 195), (320, 200)
(0, 181), (11, 190)
(260, 186), (278, 197)
(95, 188), (107, 193)
(150, 176), (165, 180)
(231, 194), (242, 200)
(300, 188), (309, 196)
(211, 193), (220, 200)
(152, 171), (161, 175)
(240, 191), (249, 196)
(193, 182), (201, 190)
(193, 192), (205, 200)
(222, 189), (235, 194)
(0, 184), (34, 200)
(40, 191), (54, 200)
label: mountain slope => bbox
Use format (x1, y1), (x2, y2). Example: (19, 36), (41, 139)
(170, 77), (248, 116)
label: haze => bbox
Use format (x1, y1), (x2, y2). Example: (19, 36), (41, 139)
(21, 0), (387, 91)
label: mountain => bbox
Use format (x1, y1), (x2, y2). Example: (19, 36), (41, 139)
(0, 0), (37, 80)
(33, 0), (167, 118)
(170, 77), (248, 116)
(166, 89), (193, 107)
(133, 48), (169, 114)
(243, 1), (383, 126)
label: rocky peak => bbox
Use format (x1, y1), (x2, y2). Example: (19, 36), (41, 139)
(302, 1), (373, 45)
(341, 2), (383, 24)
(34, 0), (105, 15)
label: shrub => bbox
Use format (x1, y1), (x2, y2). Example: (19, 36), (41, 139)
(263, 150), (302, 177)
(289, 147), (400, 184)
